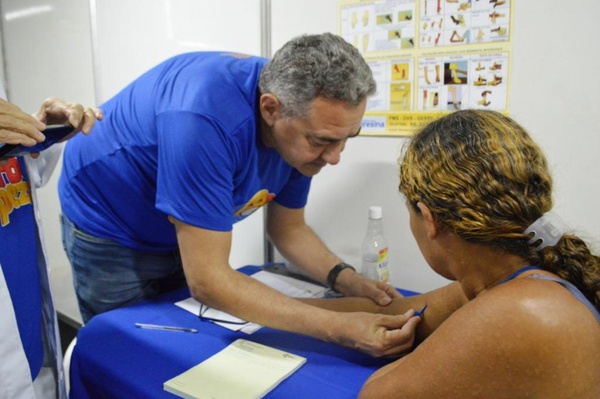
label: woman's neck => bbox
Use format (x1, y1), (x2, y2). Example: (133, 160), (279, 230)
(449, 242), (531, 299)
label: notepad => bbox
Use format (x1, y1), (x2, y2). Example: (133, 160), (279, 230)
(163, 339), (306, 399)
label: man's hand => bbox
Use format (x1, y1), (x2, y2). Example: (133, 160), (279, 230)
(33, 97), (103, 138)
(332, 309), (422, 358)
(334, 267), (402, 306)
(1, 97), (103, 148)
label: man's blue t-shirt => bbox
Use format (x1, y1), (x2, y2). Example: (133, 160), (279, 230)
(0, 157), (44, 379)
(59, 52), (311, 251)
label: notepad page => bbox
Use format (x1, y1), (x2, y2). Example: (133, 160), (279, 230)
(251, 271), (327, 298)
(163, 339), (306, 399)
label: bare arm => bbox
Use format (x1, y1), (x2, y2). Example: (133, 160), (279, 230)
(266, 202), (400, 305)
(358, 280), (598, 398)
(174, 218), (420, 357)
(301, 282), (467, 344)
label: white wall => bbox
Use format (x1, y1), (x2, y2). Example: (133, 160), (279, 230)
(1, 0), (599, 320)
(509, 2), (600, 251)
(91, 0), (263, 103)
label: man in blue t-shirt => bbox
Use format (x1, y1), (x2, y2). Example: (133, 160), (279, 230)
(0, 91), (101, 398)
(59, 33), (410, 357)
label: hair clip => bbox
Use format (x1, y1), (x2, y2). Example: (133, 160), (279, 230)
(523, 211), (565, 251)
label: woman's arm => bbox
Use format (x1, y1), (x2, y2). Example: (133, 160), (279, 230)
(301, 281), (467, 344)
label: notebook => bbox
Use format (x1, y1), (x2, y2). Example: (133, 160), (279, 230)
(163, 339), (306, 399)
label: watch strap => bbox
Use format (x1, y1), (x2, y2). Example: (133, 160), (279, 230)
(326, 262), (356, 292)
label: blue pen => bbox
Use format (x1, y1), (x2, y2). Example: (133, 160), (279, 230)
(414, 304), (428, 317)
(135, 323), (198, 333)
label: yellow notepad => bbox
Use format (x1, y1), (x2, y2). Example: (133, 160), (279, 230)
(163, 339), (307, 399)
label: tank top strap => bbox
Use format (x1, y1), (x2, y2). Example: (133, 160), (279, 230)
(499, 265), (542, 285)
(528, 274), (600, 324)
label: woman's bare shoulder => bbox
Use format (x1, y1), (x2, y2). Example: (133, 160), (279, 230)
(359, 278), (600, 399)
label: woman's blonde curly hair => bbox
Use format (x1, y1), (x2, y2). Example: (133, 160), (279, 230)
(399, 109), (600, 310)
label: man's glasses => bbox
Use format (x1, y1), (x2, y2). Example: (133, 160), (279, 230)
(198, 303), (248, 325)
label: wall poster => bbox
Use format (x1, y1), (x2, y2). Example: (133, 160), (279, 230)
(340, 0), (513, 136)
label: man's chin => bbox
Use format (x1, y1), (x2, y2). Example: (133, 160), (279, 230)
(297, 163), (326, 177)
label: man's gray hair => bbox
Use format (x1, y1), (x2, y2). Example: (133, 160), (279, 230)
(259, 32), (376, 119)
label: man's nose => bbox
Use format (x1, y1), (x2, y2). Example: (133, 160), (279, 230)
(321, 141), (345, 165)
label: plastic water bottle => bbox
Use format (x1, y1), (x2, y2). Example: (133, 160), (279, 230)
(361, 206), (389, 282)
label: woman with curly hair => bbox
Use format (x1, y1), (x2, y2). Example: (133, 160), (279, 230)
(306, 109), (600, 398)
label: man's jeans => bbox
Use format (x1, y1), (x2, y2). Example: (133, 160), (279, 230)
(60, 214), (186, 324)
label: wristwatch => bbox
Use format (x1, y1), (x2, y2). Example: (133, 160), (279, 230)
(326, 262), (356, 292)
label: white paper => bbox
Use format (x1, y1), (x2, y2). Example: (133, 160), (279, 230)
(174, 271), (327, 333)
(252, 271), (327, 299)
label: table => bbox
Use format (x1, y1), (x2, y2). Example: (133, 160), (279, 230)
(69, 265), (417, 398)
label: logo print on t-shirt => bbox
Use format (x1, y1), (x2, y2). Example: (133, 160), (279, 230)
(234, 189), (275, 218)
(0, 158), (32, 226)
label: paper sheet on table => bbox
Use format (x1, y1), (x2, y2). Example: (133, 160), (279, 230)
(175, 270), (327, 333)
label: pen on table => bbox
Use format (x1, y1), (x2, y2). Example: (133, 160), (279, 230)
(135, 323), (198, 333)
(414, 304), (428, 317)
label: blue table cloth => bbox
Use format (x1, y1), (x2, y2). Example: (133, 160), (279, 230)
(69, 265), (417, 398)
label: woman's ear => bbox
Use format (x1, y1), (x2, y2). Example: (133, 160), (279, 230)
(416, 202), (438, 240)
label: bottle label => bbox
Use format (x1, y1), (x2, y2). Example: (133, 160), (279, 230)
(376, 247), (389, 282)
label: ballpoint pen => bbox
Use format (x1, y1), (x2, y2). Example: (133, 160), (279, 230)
(414, 304), (428, 317)
(135, 323), (198, 333)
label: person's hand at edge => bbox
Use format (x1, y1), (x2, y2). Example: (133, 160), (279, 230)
(0, 98), (45, 146)
(33, 96), (103, 137)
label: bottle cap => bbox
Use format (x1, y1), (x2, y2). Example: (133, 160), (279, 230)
(368, 206), (382, 219)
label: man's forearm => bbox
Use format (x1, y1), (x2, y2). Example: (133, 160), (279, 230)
(188, 266), (345, 341)
(268, 222), (342, 284)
